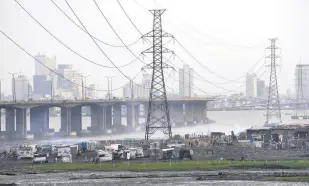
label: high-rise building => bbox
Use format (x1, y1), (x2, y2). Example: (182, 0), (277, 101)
(86, 84), (96, 98)
(122, 83), (131, 99)
(14, 75), (30, 100)
(33, 75), (52, 98)
(34, 53), (56, 76)
(257, 79), (265, 98)
(122, 81), (143, 99)
(134, 83), (143, 98)
(179, 64), (194, 97)
(71, 71), (83, 99)
(245, 73), (258, 98)
(57, 64), (73, 90)
(142, 72), (151, 99)
(295, 64), (309, 99)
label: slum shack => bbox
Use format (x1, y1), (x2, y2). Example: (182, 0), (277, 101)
(246, 124), (309, 149)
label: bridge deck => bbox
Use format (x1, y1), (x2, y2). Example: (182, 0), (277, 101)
(0, 98), (214, 108)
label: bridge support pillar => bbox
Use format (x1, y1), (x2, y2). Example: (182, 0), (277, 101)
(169, 103), (185, 127)
(91, 105), (104, 134)
(105, 105), (112, 130)
(0, 108), (2, 132)
(16, 108), (27, 135)
(30, 106), (49, 135)
(184, 102), (194, 124)
(139, 103), (148, 127)
(193, 102), (207, 124)
(61, 107), (71, 133)
(112, 104), (122, 132)
(71, 106), (82, 135)
(127, 104), (138, 132)
(5, 108), (15, 139)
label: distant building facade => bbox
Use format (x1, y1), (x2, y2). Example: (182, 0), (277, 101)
(71, 71), (83, 99)
(179, 64), (194, 97)
(122, 81), (144, 99)
(14, 75), (30, 100)
(142, 72), (151, 99)
(86, 84), (96, 98)
(295, 64), (309, 99)
(257, 79), (265, 98)
(57, 64), (73, 90)
(246, 73), (258, 98)
(33, 75), (51, 98)
(34, 53), (56, 76)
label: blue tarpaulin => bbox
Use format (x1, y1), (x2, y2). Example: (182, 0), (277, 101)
(250, 137), (255, 143)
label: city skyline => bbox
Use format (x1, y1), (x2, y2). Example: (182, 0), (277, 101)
(2, 56), (309, 100)
(0, 0), (308, 98)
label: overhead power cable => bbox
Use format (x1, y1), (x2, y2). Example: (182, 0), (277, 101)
(64, 0), (144, 88)
(166, 54), (266, 94)
(122, 0), (264, 84)
(175, 38), (252, 83)
(224, 69), (267, 94)
(143, 55), (211, 95)
(117, 0), (153, 47)
(0, 29), (142, 92)
(50, 0), (141, 48)
(175, 54), (265, 84)
(117, 0), (256, 88)
(94, 0), (179, 95)
(117, 0), (143, 36)
(64, 0), (178, 94)
(154, 0), (264, 50)
(92, 0), (146, 65)
(14, 0), (139, 69)
(117, 0), (211, 95)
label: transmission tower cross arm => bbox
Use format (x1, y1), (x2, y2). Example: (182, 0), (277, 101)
(266, 55), (280, 59)
(142, 30), (174, 39)
(142, 62), (175, 70)
(142, 46), (175, 54)
(266, 46), (280, 50)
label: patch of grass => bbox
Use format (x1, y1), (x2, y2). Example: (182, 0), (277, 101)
(262, 176), (309, 182)
(25, 160), (309, 172)
(26, 161), (229, 172)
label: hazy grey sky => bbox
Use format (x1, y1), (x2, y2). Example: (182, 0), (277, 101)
(0, 0), (308, 97)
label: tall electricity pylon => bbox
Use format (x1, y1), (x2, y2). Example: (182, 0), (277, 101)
(265, 38), (282, 126)
(142, 9), (174, 141)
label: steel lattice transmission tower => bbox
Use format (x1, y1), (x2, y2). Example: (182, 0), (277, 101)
(265, 38), (282, 126)
(142, 9), (174, 140)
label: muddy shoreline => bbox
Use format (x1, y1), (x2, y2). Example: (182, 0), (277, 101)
(2, 166), (309, 182)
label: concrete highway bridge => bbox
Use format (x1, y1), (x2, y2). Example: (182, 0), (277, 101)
(210, 101), (309, 111)
(0, 98), (213, 139)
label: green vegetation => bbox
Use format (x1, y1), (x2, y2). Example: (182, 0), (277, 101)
(26, 160), (309, 172)
(262, 176), (309, 182)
